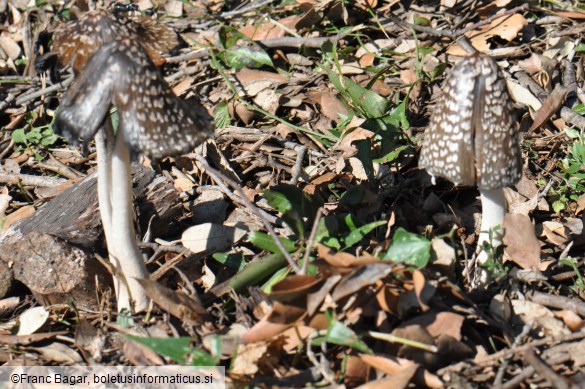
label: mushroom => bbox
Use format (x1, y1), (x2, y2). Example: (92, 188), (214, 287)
(35, 5), (179, 82)
(419, 53), (522, 276)
(54, 36), (214, 311)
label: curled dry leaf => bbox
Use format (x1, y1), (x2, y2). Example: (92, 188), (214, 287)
(541, 221), (570, 246)
(269, 275), (322, 303)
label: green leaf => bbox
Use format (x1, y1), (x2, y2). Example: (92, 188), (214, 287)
(211, 252), (247, 271)
(225, 45), (273, 69)
(327, 70), (390, 118)
(11, 129), (27, 144)
(413, 14), (430, 26)
(263, 184), (322, 239)
(565, 128), (581, 138)
(374, 144), (409, 164)
(128, 336), (218, 366)
(213, 101), (231, 128)
(573, 104), (585, 115)
(552, 200), (565, 212)
(575, 44), (585, 53)
(355, 138), (375, 182)
(323, 320), (372, 354)
(344, 220), (386, 248)
(383, 227), (431, 268)
(248, 231), (296, 253)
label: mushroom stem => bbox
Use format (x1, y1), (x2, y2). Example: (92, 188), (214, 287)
(477, 188), (506, 262)
(95, 123), (127, 307)
(107, 130), (150, 312)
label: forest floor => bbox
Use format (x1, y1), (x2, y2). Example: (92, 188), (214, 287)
(0, 0), (585, 387)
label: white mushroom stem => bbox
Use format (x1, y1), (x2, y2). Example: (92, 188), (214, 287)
(476, 188), (506, 264)
(95, 123), (149, 312)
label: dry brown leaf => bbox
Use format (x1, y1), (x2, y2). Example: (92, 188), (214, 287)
(331, 263), (394, 301)
(239, 15), (300, 40)
(240, 302), (306, 344)
(448, 13), (528, 55)
(123, 339), (165, 366)
(253, 88), (280, 114)
(517, 53), (543, 75)
(359, 354), (418, 377)
(412, 270), (430, 312)
(2, 205), (35, 231)
(0, 331), (68, 346)
(503, 214), (552, 271)
(270, 275), (322, 303)
(554, 310), (585, 331)
(375, 285), (400, 314)
(528, 84), (567, 133)
(335, 127), (375, 157)
(165, 0), (183, 17)
(318, 243), (381, 267)
(424, 312), (465, 340)
(541, 221), (570, 246)
(171, 77), (194, 96)
(181, 223), (247, 254)
(17, 306), (49, 336)
(345, 355), (370, 385)
(36, 343), (83, 365)
(75, 318), (104, 361)
(307, 274), (342, 316)
(231, 342), (268, 376)
(281, 325), (314, 351)
(235, 68), (287, 90)
(136, 278), (208, 325)
(511, 299), (571, 337)
(575, 194), (585, 215)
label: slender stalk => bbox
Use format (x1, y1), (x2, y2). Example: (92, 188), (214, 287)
(106, 130), (150, 312)
(474, 188), (506, 286)
(477, 188), (506, 255)
(95, 123), (127, 307)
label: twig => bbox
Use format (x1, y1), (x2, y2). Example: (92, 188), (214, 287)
(0, 172), (67, 187)
(150, 248), (191, 281)
(289, 145), (307, 185)
(383, 3), (529, 53)
(526, 290), (585, 316)
(300, 207), (323, 275)
(524, 348), (571, 389)
(193, 153), (302, 274)
(14, 76), (74, 106)
(220, 0), (276, 18)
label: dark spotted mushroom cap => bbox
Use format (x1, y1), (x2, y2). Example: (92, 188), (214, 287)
(49, 8), (180, 73)
(54, 37), (214, 159)
(419, 53), (522, 190)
